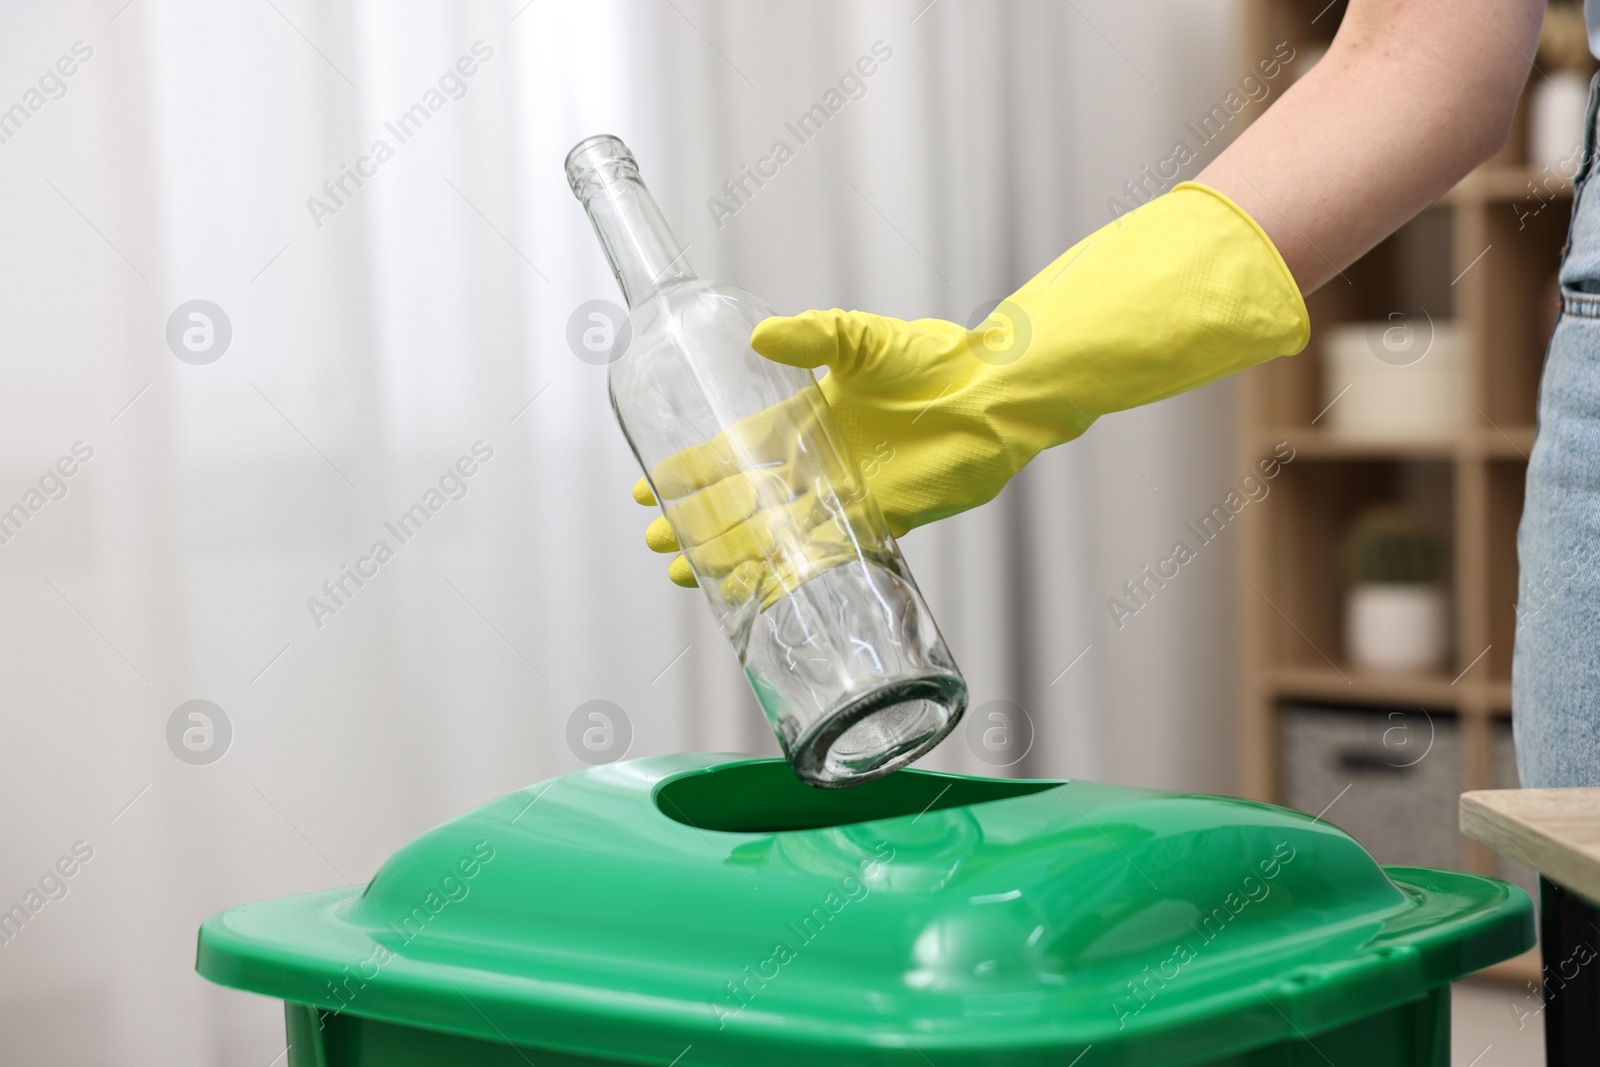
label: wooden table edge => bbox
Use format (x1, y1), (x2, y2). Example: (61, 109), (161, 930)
(1460, 788), (1600, 907)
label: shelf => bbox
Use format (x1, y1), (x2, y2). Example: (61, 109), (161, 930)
(1267, 664), (1463, 708)
(1266, 430), (1458, 460)
(1482, 427), (1535, 459)
(1449, 165), (1573, 205)
(1250, 428), (1534, 461)
(1472, 945), (1541, 986)
(1266, 663), (1518, 719)
(1255, 429), (1459, 460)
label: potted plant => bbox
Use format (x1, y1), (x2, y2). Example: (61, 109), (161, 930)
(1344, 506), (1449, 673)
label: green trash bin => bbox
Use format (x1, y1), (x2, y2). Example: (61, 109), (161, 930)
(196, 754), (1532, 1067)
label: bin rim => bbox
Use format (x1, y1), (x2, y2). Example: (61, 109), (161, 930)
(196, 753), (1534, 1067)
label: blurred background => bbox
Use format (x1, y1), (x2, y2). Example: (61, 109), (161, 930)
(0, 0), (1568, 1062)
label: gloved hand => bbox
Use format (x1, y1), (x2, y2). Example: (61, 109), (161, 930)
(632, 389), (878, 602)
(635, 181), (1309, 587)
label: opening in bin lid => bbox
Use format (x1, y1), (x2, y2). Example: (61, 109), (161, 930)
(197, 754), (1531, 1066)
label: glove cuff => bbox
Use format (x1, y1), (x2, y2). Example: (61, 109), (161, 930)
(988, 178), (1313, 450)
(1170, 180), (1310, 355)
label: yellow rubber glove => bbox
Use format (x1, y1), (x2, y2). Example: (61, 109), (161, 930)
(636, 181), (1308, 587)
(635, 389), (877, 605)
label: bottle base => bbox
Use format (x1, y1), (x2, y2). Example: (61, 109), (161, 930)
(788, 673), (967, 788)
(740, 558), (967, 788)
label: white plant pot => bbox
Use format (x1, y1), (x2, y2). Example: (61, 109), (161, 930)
(1321, 321), (1466, 442)
(1345, 584), (1449, 673)
(1529, 71), (1591, 174)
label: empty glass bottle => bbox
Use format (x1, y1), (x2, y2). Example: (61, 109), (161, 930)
(566, 134), (966, 787)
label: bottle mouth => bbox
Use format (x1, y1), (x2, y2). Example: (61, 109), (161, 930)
(565, 134), (639, 199)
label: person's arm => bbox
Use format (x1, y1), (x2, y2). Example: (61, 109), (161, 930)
(632, 0), (1548, 586)
(1200, 0), (1544, 293)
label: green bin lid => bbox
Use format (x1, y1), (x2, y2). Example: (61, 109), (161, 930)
(197, 754), (1531, 1066)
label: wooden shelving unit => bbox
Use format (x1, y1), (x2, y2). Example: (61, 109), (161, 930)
(1238, 2), (1572, 984)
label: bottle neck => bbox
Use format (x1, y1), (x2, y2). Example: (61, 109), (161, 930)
(567, 136), (695, 309)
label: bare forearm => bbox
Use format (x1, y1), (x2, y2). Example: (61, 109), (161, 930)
(1199, 0), (1543, 293)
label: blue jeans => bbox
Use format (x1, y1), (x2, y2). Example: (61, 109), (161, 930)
(1514, 74), (1600, 787)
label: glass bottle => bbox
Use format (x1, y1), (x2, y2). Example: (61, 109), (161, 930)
(566, 134), (966, 787)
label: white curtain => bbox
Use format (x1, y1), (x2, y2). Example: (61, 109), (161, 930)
(0, 0), (1244, 1060)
